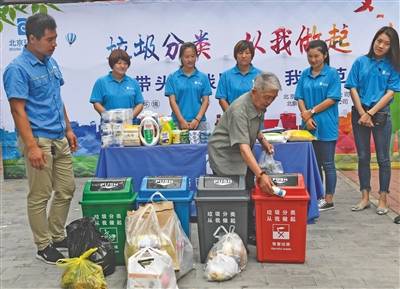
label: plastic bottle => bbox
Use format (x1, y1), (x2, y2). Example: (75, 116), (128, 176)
(139, 115), (160, 146)
(272, 185), (286, 197)
(159, 118), (172, 145)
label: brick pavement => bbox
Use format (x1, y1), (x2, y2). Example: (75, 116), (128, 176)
(340, 169), (400, 215)
(1, 174), (399, 289)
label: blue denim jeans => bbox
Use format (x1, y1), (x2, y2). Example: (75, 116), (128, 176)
(351, 107), (392, 193)
(312, 140), (337, 195)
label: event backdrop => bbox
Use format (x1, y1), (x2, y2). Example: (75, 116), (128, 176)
(0, 0), (399, 177)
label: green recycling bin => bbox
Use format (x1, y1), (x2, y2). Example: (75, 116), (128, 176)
(80, 177), (137, 265)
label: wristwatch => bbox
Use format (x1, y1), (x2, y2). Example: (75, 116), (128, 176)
(258, 171), (267, 178)
(310, 108), (316, 115)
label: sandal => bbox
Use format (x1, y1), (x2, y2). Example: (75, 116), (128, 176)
(351, 202), (370, 211)
(376, 207), (389, 215)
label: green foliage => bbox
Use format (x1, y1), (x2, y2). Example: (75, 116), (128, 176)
(0, 3), (62, 33)
(2, 155), (98, 179)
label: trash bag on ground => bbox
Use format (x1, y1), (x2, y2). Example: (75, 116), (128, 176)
(66, 217), (116, 276)
(205, 225), (247, 281)
(125, 193), (194, 278)
(127, 247), (178, 289)
(57, 248), (108, 289)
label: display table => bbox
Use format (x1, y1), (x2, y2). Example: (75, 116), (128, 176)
(95, 142), (323, 222)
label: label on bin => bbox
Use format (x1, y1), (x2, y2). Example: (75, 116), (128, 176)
(272, 224), (290, 240)
(146, 177), (182, 189)
(90, 180), (125, 191)
(204, 176), (239, 188)
(270, 174), (298, 187)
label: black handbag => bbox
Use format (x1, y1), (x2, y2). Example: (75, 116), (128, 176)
(371, 111), (388, 126)
(353, 105), (389, 127)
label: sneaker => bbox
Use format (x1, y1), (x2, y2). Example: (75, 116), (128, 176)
(319, 201), (334, 211)
(53, 238), (68, 251)
(36, 244), (64, 264)
(247, 234), (256, 246)
(318, 199), (326, 208)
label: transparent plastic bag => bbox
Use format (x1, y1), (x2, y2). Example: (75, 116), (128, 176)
(56, 248), (108, 289)
(258, 151), (284, 174)
(205, 226), (247, 281)
(145, 192), (194, 278)
(124, 204), (164, 265)
(205, 253), (239, 281)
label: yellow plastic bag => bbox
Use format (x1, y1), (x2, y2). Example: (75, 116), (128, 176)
(56, 248), (108, 289)
(283, 129), (316, 141)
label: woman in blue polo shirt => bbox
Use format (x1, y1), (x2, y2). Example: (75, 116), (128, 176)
(90, 49), (144, 120)
(216, 40), (261, 111)
(165, 42), (212, 130)
(345, 26), (400, 215)
(295, 40), (341, 211)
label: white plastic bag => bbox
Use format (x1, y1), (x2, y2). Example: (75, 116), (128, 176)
(258, 151), (284, 174)
(204, 226), (247, 281)
(205, 253), (239, 281)
(127, 247), (178, 289)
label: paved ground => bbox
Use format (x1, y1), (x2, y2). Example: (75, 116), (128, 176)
(1, 171), (399, 289)
(341, 169), (400, 214)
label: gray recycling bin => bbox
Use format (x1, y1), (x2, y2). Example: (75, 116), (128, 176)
(195, 175), (249, 263)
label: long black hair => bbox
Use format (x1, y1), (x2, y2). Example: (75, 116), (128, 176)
(306, 40), (330, 66)
(367, 26), (400, 72)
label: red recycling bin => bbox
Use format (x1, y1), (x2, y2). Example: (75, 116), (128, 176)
(252, 174), (309, 263)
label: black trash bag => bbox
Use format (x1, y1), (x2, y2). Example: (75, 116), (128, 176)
(66, 217), (116, 276)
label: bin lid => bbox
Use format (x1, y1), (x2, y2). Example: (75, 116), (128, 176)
(82, 177), (135, 202)
(197, 175), (247, 197)
(141, 176), (187, 190)
(195, 195), (249, 202)
(269, 174), (304, 188)
(89, 179), (127, 191)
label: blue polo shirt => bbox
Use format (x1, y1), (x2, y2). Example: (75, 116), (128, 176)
(294, 64), (341, 141)
(216, 65), (261, 104)
(89, 72), (144, 110)
(165, 68), (212, 122)
(3, 47), (66, 139)
(345, 55), (400, 106)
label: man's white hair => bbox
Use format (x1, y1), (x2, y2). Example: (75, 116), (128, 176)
(253, 72), (282, 91)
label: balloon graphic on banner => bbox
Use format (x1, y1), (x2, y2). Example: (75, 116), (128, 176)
(65, 33), (77, 46)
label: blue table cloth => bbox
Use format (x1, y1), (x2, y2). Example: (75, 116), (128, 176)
(95, 142), (323, 222)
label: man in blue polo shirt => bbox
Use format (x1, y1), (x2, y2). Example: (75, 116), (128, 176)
(216, 40), (262, 111)
(3, 13), (77, 264)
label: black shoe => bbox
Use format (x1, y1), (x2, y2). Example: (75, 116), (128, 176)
(36, 244), (64, 264)
(247, 234), (256, 246)
(53, 237), (68, 250)
(319, 201), (335, 211)
(394, 215), (400, 224)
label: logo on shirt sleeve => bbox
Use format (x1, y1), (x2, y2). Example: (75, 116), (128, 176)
(381, 70), (390, 76)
